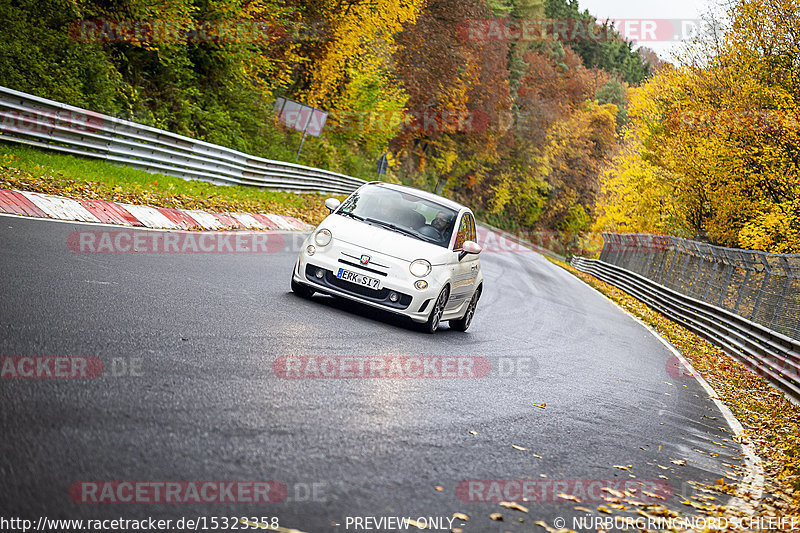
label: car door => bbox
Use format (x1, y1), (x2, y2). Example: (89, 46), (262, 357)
(447, 211), (479, 312)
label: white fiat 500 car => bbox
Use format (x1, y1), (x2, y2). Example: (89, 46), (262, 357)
(291, 182), (483, 332)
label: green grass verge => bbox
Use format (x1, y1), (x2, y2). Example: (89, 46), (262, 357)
(0, 144), (341, 225)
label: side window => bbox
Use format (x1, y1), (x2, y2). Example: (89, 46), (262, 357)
(454, 214), (470, 250)
(467, 213), (476, 243)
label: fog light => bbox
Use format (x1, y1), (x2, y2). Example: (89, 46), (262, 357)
(414, 280), (428, 290)
(389, 292), (399, 302)
(306, 245), (316, 256)
(315, 269), (324, 279)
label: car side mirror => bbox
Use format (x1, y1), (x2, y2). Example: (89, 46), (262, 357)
(324, 198), (341, 213)
(458, 240), (482, 261)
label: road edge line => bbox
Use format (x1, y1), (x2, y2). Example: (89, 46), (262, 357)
(561, 263), (765, 514)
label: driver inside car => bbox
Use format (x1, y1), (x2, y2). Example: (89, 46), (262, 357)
(430, 212), (454, 244)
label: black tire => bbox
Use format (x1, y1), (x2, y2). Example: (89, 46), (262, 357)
(449, 288), (480, 332)
(422, 286), (449, 333)
(291, 277), (314, 298)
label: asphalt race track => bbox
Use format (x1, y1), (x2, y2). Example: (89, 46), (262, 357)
(0, 215), (750, 532)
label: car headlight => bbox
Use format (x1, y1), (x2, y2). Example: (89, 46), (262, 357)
(314, 228), (332, 246)
(409, 259), (431, 277)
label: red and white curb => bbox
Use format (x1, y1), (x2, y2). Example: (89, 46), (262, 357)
(0, 188), (313, 231)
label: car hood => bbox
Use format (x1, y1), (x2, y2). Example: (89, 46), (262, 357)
(320, 214), (453, 264)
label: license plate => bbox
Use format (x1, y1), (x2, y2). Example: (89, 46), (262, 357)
(336, 268), (381, 290)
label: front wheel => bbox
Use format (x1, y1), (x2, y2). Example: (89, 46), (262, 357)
(422, 286), (449, 334)
(449, 288), (480, 332)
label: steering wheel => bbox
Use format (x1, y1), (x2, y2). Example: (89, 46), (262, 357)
(418, 225), (443, 241)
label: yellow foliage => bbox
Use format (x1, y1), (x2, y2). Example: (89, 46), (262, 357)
(738, 197), (800, 253)
(298, 0), (426, 109)
(596, 0), (800, 253)
(593, 131), (685, 235)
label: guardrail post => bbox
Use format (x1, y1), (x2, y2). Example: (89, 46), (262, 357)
(703, 249), (721, 302)
(769, 257), (793, 330)
(717, 263), (734, 308)
(733, 270), (750, 314)
(688, 246), (704, 298)
(664, 240), (682, 289)
(751, 254), (772, 322)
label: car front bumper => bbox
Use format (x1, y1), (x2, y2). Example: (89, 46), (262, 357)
(291, 237), (462, 323)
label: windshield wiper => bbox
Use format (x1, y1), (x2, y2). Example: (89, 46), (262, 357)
(364, 217), (421, 239)
(338, 211), (364, 221)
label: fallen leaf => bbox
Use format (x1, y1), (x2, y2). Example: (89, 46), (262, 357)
(532, 403), (546, 409)
(452, 512), (468, 521)
(613, 465), (628, 470)
(670, 459), (686, 466)
(434, 486), (444, 492)
(597, 505), (613, 514)
(499, 501), (528, 513)
(468, 430), (477, 435)
(533, 520), (576, 533)
(601, 487), (625, 498)
(489, 512), (503, 521)
(407, 519), (431, 529)
(511, 444), (527, 451)
(557, 492), (581, 502)
(574, 506), (593, 512)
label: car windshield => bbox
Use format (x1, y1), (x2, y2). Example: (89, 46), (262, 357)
(336, 186), (458, 247)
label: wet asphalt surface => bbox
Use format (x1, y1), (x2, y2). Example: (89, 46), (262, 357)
(0, 215), (748, 532)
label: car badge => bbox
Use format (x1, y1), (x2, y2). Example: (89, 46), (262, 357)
(360, 255), (370, 265)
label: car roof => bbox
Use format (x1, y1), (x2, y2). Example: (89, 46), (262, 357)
(363, 181), (468, 213)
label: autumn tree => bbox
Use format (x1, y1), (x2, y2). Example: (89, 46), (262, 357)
(594, 0), (800, 253)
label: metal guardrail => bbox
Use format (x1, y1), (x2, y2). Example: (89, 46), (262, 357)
(599, 233), (800, 342)
(571, 256), (800, 403)
(0, 85), (366, 195)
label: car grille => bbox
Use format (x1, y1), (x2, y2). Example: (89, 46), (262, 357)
(337, 259), (387, 277)
(340, 252), (390, 270)
(304, 264), (412, 309)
